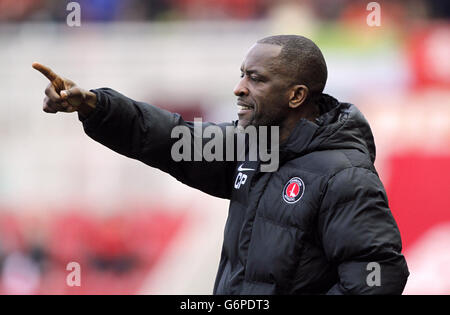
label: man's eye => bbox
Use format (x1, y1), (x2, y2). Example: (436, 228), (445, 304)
(240, 72), (261, 82)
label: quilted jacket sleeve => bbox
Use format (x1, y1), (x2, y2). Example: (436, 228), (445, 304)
(79, 88), (236, 199)
(318, 166), (409, 294)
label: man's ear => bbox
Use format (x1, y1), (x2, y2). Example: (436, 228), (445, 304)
(289, 85), (309, 109)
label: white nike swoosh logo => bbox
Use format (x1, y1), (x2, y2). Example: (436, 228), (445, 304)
(238, 164), (255, 172)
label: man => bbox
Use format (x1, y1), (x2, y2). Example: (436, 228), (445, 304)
(33, 35), (409, 294)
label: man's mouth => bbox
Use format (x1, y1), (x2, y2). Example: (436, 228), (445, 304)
(237, 101), (254, 114)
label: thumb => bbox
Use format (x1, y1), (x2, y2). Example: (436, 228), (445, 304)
(60, 87), (84, 107)
(61, 88), (80, 100)
(60, 89), (70, 99)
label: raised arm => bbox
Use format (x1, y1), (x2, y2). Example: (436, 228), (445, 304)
(33, 63), (236, 199)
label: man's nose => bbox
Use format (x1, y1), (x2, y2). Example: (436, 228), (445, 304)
(233, 79), (249, 97)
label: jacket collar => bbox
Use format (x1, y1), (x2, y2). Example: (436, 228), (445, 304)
(280, 119), (319, 157)
(279, 94), (340, 158)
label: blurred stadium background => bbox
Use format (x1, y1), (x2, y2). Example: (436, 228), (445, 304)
(0, 0), (449, 294)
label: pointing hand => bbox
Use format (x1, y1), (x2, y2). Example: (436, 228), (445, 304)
(32, 62), (96, 116)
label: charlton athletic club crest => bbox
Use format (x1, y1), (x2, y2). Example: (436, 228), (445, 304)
(283, 177), (305, 204)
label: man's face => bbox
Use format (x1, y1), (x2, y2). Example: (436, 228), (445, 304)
(234, 43), (292, 129)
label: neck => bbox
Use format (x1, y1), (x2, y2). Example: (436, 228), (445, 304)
(279, 101), (319, 144)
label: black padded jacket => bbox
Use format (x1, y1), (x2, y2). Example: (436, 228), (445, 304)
(80, 88), (409, 295)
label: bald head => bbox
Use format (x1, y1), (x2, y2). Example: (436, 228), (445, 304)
(257, 35), (328, 96)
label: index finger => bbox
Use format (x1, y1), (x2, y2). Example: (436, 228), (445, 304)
(32, 62), (59, 83)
